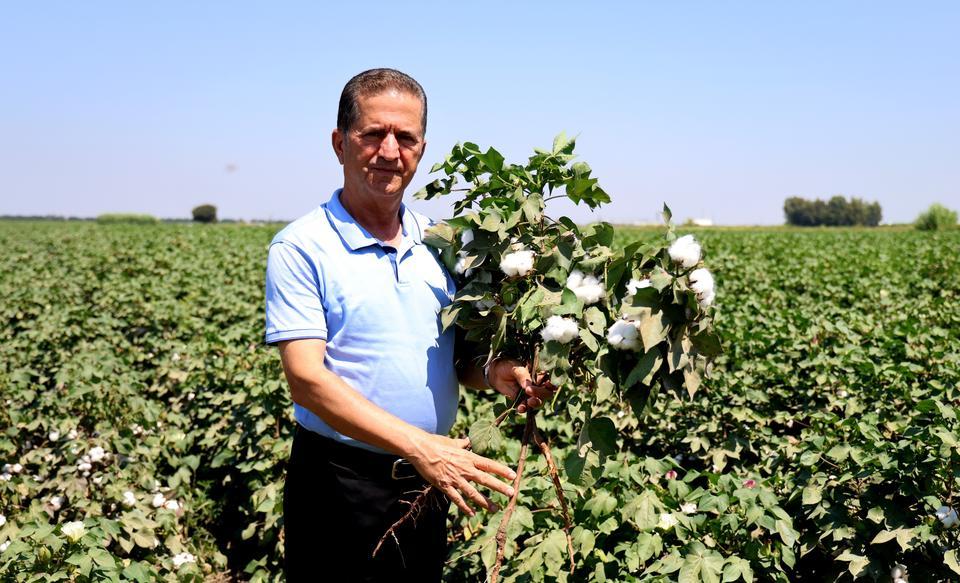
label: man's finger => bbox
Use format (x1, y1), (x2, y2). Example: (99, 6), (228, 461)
(457, 437), (471, 449)
(510, 365), (533, 388)
(458, 479), (497, 512)
(469, 469), (515, 500)
(472, 455), (517, 484)
(525, 385), (554, 401)
(444, 486), (474, 517)
(525, 396), (543, 409)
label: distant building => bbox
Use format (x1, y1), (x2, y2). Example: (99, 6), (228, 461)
(690, 218), (714, 227)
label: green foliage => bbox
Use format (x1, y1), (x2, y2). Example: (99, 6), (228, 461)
(96, 213), (158, 225)
(784, 196), (882, 227)
(191, 204), (217, 223)
(1, 215), (959, 581)
(914, 203), (958, 231)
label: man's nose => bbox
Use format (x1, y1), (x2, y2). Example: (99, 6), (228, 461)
(378, 132), (400, 160)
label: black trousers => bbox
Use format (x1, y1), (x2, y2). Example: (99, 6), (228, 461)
(283, 426), (450, 582)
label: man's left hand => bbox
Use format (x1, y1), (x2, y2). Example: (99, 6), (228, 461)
(487, 359), (557, 413)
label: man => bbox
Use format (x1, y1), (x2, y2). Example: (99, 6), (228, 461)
(264, 69), (553, 582)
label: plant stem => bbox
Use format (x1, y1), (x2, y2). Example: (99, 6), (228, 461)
(534, 428), (576, 574)
(489, 410), (535, 583)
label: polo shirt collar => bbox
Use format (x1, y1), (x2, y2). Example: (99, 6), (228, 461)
(325, 189), (424, 251)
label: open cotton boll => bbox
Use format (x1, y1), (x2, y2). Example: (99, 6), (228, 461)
(565, 269), (584, 290)
(122, 491), (136, 507)
(500, 249), (535, 277)
(607, 319), (640, 350)
(49, 495), (64, 510)
(626, 278), (651, 297)
(668, 235), (701, 268)
(88, 447), (106, 463)
(152, 493), (166, 508)
(172, 552), (196, 568)
(0, 515), (5, 527)
(680, 502), (698, 514)
(936, 505), (959, 528)
(540, 315), (579, 344)
(689, 268), (714, 296)
(454, 256), (472, 277)
(657, 513), (678, 530)
(48, 430), (59, 442)
(566, 270), (605, 304)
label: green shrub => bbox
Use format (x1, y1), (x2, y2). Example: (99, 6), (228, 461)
(915, 203), (958, 231)
(95, 213), (158, 225)
(191, 204), (217, 224)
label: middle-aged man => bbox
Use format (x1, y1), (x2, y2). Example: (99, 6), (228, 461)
(264, 69), (554, 582)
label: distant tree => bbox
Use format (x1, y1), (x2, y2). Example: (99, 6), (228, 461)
(192, 204), (218, 223)
(96, 213), (158, 225)
(784, 195), (882, 227)
(915, 203), (958, 231)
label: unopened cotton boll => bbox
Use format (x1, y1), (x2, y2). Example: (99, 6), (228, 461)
(499, 249), (535, 277)
(61, 521), (85, 542)
(668, 235), (701, 268)
(607, 319), (640, 351)
(172, 552), (196, 568)
(936, 505), (959, 528)
(541, 316), (579, 344)
(152, 493), (166, 508)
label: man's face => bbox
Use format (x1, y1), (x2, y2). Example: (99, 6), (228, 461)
(333, 89), (426, 204)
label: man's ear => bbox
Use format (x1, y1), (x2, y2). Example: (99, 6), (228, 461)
(331, 129), (345, 165)
(417, 139), (427, 163)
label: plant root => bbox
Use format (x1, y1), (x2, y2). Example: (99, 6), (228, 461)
(372, 484), (435, 558)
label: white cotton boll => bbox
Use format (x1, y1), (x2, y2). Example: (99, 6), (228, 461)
(936, 505), (959, 528)
(61, 521), (85, 542)
(700, 290), (716, 308)
(0, 473), (11, 482)
(454, 256), (471, 276)
(49, 495), (64, 510)
(88, 447), (106, 463)
(540, 316), (579, 344)
(164, 499), (180, 512)
(0, 540), (9, 553)
(172, 552), (196, 568)
(891, 565), (907, 579)
(499, 250), (535, 277)
(0, 515), (5, 527)
(607, 319), (640, 351)
(77, 462), (92, 472)
(680, 502), (697, 515)
(689, 268), (714, 297)
(152, 493), (166, 508)
(565, 269), (584, 290)
(657, 513), (678, 530)
(67, 429), (78, 440)
(668, 235), (701, 269)
(10, 464), (21, 474)
(48, 431), (60, 442)
(92, 476), (103, 485)
(122, 491), (136, 507)
(625, 278), (652, 302)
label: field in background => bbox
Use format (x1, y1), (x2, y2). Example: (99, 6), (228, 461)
(1, 221), (959, 581)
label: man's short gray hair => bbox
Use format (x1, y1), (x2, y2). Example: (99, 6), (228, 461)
(337, 68), (427, 135)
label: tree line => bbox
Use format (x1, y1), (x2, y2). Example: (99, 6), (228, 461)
(784, 196), (882, 227)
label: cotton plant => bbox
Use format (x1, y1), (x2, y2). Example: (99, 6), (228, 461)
(406, 134), (721, 581)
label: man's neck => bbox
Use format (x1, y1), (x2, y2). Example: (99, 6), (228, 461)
(339, 188), (404, 246)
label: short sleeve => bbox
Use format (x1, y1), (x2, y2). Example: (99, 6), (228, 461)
(264, 241), (328, 344)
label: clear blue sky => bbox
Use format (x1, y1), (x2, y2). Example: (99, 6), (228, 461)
(2, 1), (958, 224)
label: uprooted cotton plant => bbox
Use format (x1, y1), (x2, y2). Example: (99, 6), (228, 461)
(374, 134), (722, 580)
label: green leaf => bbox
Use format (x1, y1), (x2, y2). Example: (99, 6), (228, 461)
(595, 375), (615, 401)
(624, 348), (661, 389)
(469, 419), (503, 454)
(945, 549), (960, 575)
(583, 306), (606, 336)
(836, 551), (869, 576)
(639, 310), (669, 351)
(440, 304), (461, 332)
(578, 416), (618, 457)
(802, 485), (822, 505)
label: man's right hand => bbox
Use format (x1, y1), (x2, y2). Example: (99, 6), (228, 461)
(403, 432), (516, 517)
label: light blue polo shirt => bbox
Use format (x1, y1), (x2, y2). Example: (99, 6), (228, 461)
(264, 189), (459, 453)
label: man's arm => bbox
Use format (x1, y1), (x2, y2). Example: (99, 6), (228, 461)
(278, 338), (516, 516)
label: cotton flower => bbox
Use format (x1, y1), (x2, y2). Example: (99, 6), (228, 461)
(668, 235), (701, 268)
(499, 249), (535, 277)
(936, 505), (959, 528)
(152, 493), (166, 508)
(61, 521), (85, 542)
(665, 470), (678, 480)
(164, 499), (180, 512)
(0, 515), (5, 527)
(49, 496), (64, 510)
(742, 479), (757, 489)
(122, 491), (136, 507)
(0, 541), (9, 553)
(540, 316), (579, 344)
(680, 502), (697, 515)
(48, 430), (60, 442)
(88, 447), (106, 463)
(172, 552), (196, 568)
(657, 513), (678, 530)
(566, 270), (605, 305)
(607, 319), (640, 351)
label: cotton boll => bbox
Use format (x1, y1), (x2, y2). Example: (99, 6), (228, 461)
(680, 503), (697, 514)
(565, 269), (584, 290)
(48, 430), (60, 442)
(172, 552), (196, 568)
(668, 235), (701, 268)
(700, 291), (716, 308)
(152, 493), (166, 508)
(454, 256), (471, 276)
(689, 268), (714, 297)
(0, 515), (5, 527)
(624, 278), (652, 302)
(61, 521), (85, 542)
(607, 319), (640, 351)
(67, 429), (78, 440)
(49, 495), (64, 511)
(0, 540), (10, 553)
(88, 447), (106, 463)
(936, 505), (959, 528)
(500, 250), (535, 277)
(77, 462), (92, 472)
(164, 499), (180, 512)
(540, 316), (579, 344)
(657, 513), (678, 530)
(122, 491), (136, 507)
